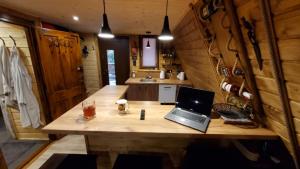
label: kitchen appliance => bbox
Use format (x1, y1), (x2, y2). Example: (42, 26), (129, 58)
(177, 72), (185, 80)
(159, 85), (176, 104)
(160, 70), (165, 79)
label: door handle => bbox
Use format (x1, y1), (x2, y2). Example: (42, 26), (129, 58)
(77, 66), (83, 71)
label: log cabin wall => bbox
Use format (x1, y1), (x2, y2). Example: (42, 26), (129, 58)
(80, 34), (102, 95)
(234, 0), (300, 161)
(173, 0), (300, 164)
(0, 21), (48, 140)
(173, 10), (224, 103)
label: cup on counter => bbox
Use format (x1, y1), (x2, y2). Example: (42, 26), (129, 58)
(82, 100), (96, 120)
(116, 99), (128, 114)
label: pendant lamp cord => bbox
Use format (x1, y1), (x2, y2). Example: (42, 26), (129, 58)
(165, 0), (168, 16)
(103, 0), (106, 13)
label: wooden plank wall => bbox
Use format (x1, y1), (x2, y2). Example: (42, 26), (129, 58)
(0, 21), (48, 140)
(234, 0), (300, 157)
(173, 0), (300, 160)
(80, 34), (102, 95)
(173, 10), (224, 103)
(270, 0), (300, 152)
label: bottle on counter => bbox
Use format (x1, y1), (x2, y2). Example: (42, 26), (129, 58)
(160, 70), (165, 79)
(131, 71), (136, 78)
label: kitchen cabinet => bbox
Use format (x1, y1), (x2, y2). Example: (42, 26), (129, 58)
(127, 84), (158, 101)
(159, 85), (177, 103)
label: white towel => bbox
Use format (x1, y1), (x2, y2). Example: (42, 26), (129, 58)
(0, 44), (16, 138)
(10, 46), (41, 128)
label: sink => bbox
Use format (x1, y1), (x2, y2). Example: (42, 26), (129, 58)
(139, 78), (157, 83)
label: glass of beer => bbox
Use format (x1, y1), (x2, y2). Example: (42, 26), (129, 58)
(82, 100), (96, 120)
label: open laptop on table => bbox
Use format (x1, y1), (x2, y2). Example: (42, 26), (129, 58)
(164, 86), (215, 133)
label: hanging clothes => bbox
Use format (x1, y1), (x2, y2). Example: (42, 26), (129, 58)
(10, 46), (41, 128)
(0, 43), (16, 138)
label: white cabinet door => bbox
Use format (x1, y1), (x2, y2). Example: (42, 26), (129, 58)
(159, 85), (176, 103)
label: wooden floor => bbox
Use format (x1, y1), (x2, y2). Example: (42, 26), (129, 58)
(24, 135), (87, 169)
(24, 135), (176, 169)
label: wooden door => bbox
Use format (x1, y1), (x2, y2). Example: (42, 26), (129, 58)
(37, 29), (86, 120)
(100, 37), (130, 85)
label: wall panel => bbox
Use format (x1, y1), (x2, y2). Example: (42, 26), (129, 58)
(173, 10), (224, 103)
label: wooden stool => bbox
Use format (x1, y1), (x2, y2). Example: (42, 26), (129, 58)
(39, 154), (97, 169)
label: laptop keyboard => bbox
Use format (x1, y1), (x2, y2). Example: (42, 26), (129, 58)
(172, 109), (207, 124)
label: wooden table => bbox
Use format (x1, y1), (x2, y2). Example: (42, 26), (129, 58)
(43, 85), (278, 168)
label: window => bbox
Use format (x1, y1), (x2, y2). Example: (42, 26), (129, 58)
(140, 37), (158, 68)
(106, 50), (116, 85)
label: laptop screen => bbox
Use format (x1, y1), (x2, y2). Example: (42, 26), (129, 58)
(176, 87), (215, 116)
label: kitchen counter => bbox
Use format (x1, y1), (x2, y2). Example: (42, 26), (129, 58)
(42, 85), (277, 168)
(43, 85), (276, 139)
(125, 77), (192, 86)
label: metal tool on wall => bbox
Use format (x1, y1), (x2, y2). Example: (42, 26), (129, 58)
(241, 17), (263, 70)
(198, 0), (224, 21)
(208, 35), (227, 76)
(226, 30), (245, 77)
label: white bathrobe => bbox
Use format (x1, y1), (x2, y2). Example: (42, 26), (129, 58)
(10, 46), (41, 128)
(0, 44), (15, 138)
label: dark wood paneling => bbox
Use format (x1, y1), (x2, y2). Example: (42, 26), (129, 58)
(127, 84), (158, 101)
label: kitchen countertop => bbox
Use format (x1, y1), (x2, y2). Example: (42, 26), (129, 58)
(42, 85), (277, 140)
(125, 78), (192, 85)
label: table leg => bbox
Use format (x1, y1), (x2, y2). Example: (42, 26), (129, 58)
(168, 150), (185, 169)
(96, 152), (115, 169)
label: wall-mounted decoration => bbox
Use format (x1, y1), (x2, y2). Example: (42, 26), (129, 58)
(241, 17), (262, 70)
(131, 47), (137, 66)
(82, 45), (89, 57)
(198, 0), (223, 21)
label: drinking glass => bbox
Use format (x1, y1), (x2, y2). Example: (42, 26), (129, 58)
(82, 100), (96, 120)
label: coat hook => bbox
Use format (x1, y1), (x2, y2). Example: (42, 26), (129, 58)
(9, 35), (16, 46)
(0, 37), (5, 46)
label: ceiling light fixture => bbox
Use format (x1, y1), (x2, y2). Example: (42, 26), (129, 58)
(73, 16), (79, 21)
(146, 40), (151, 48)
(98, 0), (114, 39)
(158, 0), (174, 41)
(146, 31), (151, 48)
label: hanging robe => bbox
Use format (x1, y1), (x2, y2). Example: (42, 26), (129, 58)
(10, 46), (41, 128)
(0, 44), (15, 138)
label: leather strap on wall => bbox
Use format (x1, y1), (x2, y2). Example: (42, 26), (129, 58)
(259, 0), (300, 168)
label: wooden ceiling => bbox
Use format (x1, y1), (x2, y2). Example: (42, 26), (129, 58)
(0, 0), (195, 34)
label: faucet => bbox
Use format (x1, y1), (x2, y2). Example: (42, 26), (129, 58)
(145, 75), (152, 79)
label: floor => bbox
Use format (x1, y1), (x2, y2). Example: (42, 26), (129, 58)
(25, 135), (87, 169)
(0, 113), (47, 169)
(25, 135), (175, 169)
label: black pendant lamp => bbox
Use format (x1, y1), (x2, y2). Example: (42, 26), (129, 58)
(146, 40), (151, 48)
(158, 0), (174, 41)
(98, 0), (114, 39)
(146, 31), (151, 48)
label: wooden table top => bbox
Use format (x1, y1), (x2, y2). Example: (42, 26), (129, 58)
(125, 78), (192, 86)
(43, 85), (277, 140)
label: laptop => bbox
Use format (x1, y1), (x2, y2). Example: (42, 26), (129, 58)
(164, 86), (215, 133)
